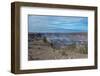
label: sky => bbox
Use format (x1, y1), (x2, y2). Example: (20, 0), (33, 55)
(28, 15), (88, 33)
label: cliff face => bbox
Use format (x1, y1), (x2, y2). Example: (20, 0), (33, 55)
(28, 32), (87, 49)
(28, 33), (87, 41)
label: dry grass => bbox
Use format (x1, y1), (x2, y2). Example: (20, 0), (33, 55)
(28, 38), (88, 60)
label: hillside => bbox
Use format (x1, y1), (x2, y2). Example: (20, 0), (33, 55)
(28, 32), (88, 60)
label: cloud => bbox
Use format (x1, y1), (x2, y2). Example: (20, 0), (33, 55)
(28, 15), (88, 33)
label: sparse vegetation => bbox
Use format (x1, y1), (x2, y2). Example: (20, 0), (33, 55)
(79, 44), (88, 54)
(28, 33), (88, 60)
(61, 51), (68, 56)
(67, 42), (76, 50)
(43, 37), (47, 43)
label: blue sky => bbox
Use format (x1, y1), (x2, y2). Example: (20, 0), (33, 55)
(28, 15), (88, 33)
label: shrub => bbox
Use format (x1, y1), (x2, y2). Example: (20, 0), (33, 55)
(79, 44), (88, 54)
(67, 42), (76, 50)
(61, 51), (68, 56)
(43, 37), (47, 43)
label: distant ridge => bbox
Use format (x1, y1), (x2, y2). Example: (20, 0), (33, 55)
(28, 32), (87, 35)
